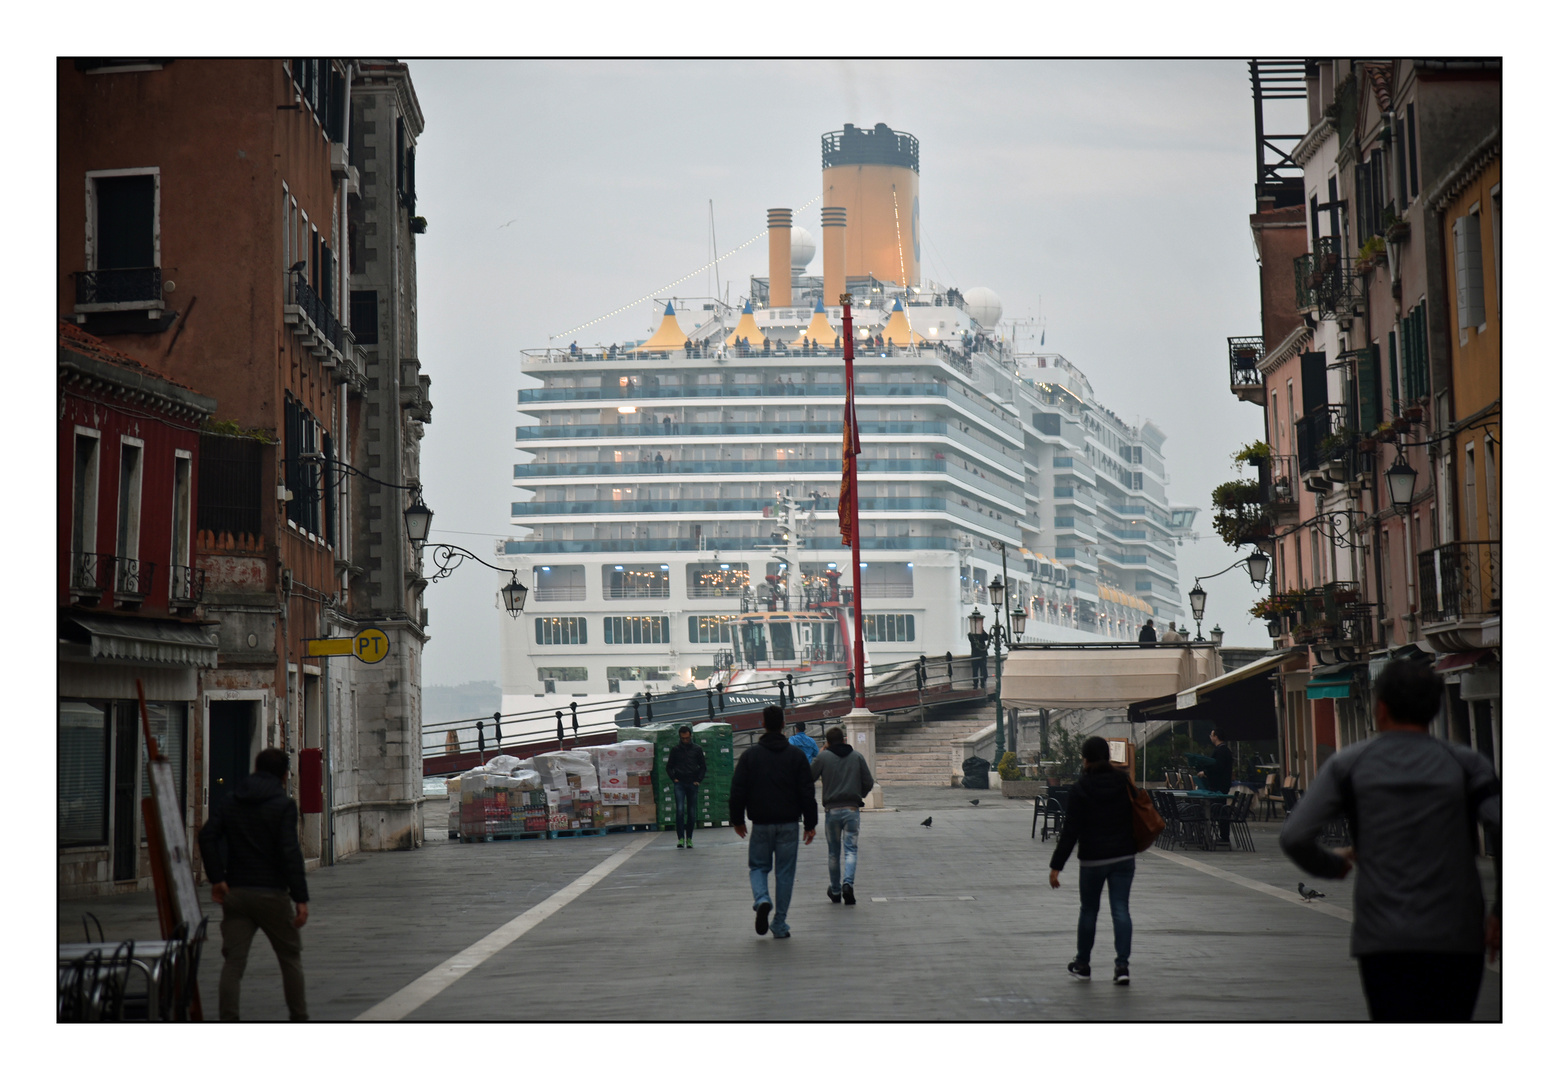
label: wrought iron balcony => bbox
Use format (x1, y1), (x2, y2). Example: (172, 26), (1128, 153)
(68, 551), (108, 603)
(1294, 236), (1362, 320)
(74, 267), (163, 310)
(1260, 453), (1300, 513)
(293, 277), (344, 354)
(169, 564), (205, 609)
(1228, 336), (1265, 403)
(112, 556), (155, 606)
(1418, 542), (1500, 624)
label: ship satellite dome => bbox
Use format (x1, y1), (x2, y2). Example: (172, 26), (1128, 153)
(790, 226), (816, 270)
(964, 287), (1003, 329)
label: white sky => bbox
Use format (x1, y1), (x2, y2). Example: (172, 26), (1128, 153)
(412, 59), (1304, 684)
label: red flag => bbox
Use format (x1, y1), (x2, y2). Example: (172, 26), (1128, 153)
(838, 374), (861, 543)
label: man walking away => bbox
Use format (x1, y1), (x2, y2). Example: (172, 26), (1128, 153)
(197, 747), (309, 1021)
(811, 726), (874, 905)
(1049, 736), (1137, 985)
(666, 725), (707, 849)
(789, 721), (819, 763)
(730, 705), (817, 939)
(1280, 660), (1500, 1021)
(1137, 619), (1156, 645)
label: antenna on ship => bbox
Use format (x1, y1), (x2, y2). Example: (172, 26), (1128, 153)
(709, 199), (722, 306)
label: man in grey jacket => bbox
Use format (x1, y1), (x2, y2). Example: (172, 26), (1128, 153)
(811, 727), (874, 905)
(1280, 659), (1500, 1020)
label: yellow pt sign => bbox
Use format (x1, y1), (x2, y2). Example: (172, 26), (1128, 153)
(353, 628), (390, 664)
(304, 629), (391, 664)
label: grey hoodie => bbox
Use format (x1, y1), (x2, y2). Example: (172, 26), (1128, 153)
(811, 742), (875, 809)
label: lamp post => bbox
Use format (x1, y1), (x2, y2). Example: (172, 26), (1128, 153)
(404, 494), (529, 616)
(1385, 454), (1418, 513)
(1187, 549), (1269, 645)
(989, 561), (1008, 767)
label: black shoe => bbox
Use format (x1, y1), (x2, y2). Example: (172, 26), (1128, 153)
(1067, 960), (1091, 981)
(842, 884), (856, 906)
(1113, 964), (1130, 985)
(755, 901), (772, 936)
(827, 889), (842, 903)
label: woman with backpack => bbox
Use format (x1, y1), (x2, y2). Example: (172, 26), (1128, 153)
(1049, 735), (1137, 985)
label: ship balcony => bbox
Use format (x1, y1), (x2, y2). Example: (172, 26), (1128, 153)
(1418, 541), (1500, 653)
(1228, 336), (1265, 404)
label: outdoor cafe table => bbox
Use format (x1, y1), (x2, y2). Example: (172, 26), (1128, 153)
(1164, 790), (1233, 851)
(59, 940), (174, 1019)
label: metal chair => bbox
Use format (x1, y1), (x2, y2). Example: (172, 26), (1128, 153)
(59, 949), (102, 1022)
(1039, 788), (1070, 841)
(1230, 790), (1257, 852)
(1280, 775), (1300, 818)
(82, 912), (105, 943)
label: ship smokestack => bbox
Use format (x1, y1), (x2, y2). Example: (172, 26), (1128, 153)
(821, 123), (920, 288)
(822, 206), (847, 310)
(767, 207), (793, 308)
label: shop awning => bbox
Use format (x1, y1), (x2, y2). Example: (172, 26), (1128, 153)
(1305, 662), (1363, 699)
(1002, 645), (1218, 709)
(1434, 649), (1494, 674)
(62, 613), (219, 668)
(1126, 651), (1286, 741)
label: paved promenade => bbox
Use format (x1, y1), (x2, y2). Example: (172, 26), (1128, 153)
(57, 784), (1500, 1022)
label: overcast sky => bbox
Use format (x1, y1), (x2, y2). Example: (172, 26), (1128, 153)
(407, 59), (1303, 686)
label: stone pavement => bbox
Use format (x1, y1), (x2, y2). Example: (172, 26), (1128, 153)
(56, 784), (1500, 1022)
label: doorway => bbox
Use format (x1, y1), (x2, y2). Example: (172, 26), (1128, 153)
(112, 703), (140, 881)
(208, 700), (258, 817)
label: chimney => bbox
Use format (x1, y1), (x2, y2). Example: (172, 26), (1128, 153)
(767, 208), (793, 308)
(821, 206), (846, 310)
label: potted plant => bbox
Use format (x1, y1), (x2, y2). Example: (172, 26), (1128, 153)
(998, 751), (1046, 799)
(1356, 235), (1386, 272)
(1403, 405), (1425, 423)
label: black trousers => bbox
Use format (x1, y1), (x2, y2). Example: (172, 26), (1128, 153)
(1358, 952), (1484, 1021)
(971, 656), (987, 688)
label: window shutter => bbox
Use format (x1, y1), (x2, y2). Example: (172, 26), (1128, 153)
(1406, 104), (1419, 196)
(1453, 216), (1471, 331)
(1465, 212), (1485, 327)
(1387, 332), (1400, 417)
(1358, 344), (1381, 431)
(323, 431), (337, 549)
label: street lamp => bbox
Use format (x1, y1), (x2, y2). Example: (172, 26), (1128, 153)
(1188, 582), (1207, 641)
(967, 607), (986, 635)
(407, 494), (529, 617)
(1245, 549), (1270, 586)
(1010, 607), (1028, 638)
(1385, 455), (1418, 512)
(988, 575), (1006, 609)
(1210, 624), (1224, 647)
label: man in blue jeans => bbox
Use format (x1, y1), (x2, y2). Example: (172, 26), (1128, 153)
(665, 725), (706, 848)
(730, 705), (817, 939)
(811, 726), (874, 905)
(1048, 736), (1137, 985)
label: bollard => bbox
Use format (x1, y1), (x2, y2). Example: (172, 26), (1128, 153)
(556, 710), (564, 746)
(477, 720), (486, 757)
(717, 683), (726, 711)
(569, 701), (579, 740)
(787, 672), (796, 703)
(645, 690), (654, 721)
(706, 689), (715, 721)
(633, 697), (641, 723)
(945, 651), (954, 686)
(493, 711), (502, 751)
(847, 670), (856, 702)
(917, 654), (927, 691)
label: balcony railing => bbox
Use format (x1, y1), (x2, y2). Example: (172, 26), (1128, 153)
(68, 551), (108, 601)
(605, 584), (671, 600)
(530, 584), (587, 602)
(1261, 453), (1300, 509)
(293, 277), (344, 355)
(1296, 406), (1348, 475)
(859, 582), (914, 599)
(112, 556), (155, 604)
(169, 564), (205, 609)
(1294, 236), (1362, 320)
(75, 267), (163, 307)
(1418, 542), (1501, 623)
(1228, 336), (1264, 400)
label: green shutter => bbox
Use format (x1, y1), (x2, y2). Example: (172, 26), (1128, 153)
(1358, 344), (1381, 431)
(1388, 330), (1400, 415)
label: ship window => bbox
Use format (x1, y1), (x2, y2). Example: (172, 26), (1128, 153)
(768, 622), (796, 661)
(604, 616), (670, 645)
(864, 614), (916, 642)
(534, 617), (587, 646)
(688, 615), (738, 643)
(536, 667), (588, 682)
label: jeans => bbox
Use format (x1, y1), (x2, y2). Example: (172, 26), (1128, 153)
(673, 781), (699, 839)
(1076, 858), (1134, 968)
(825, 807), (860, 895)
(218, 887), (307, 1021)
(747, 822), (800, 934)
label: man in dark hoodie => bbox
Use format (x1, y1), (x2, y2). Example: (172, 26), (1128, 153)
(666, 725), (707, 849)
(729, 704), (817, 939)
(811, 726), (874, 905)
(1048, 736), (1137, 985)
(198, 747), (309, 1021)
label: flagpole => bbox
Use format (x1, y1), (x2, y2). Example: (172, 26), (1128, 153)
(841, 293), (866, 710)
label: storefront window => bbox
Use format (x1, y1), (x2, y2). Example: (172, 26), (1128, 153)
(59, 701), (108, 846)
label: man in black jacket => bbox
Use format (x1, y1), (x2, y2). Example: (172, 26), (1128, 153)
(666, 725), (707, 849)
(198, 747), (309, 1021)
(1049, 736), (1137, 985)
(729, 705), (817, 939)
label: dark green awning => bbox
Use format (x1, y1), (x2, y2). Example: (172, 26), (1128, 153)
(1305, 675), (1353, 699)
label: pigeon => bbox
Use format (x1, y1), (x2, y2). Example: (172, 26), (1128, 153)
(921, 816), (933, 828)
(1298, 883), (1325, 902)
(969, 799), (980, 806)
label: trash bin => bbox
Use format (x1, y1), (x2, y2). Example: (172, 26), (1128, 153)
(961, 756), (990, 789)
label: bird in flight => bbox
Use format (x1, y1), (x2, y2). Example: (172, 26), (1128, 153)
(496, 219), (518, 231)
(921, 816), (933, 828)
(1297, 883), (1325, 902)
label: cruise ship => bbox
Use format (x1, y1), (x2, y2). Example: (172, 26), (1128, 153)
(494, 123), (1193, 718)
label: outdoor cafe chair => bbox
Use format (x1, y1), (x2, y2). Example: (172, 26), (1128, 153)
(1039, 788), (1070, 842)
(1230, 790), (1257, 852)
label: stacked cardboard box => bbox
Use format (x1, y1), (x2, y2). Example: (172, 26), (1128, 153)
(457, 769), (544, 838)
(597, 739), (658, 826)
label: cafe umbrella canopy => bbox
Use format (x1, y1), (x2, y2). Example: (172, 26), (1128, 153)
(1126, 652), (1287, 742)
